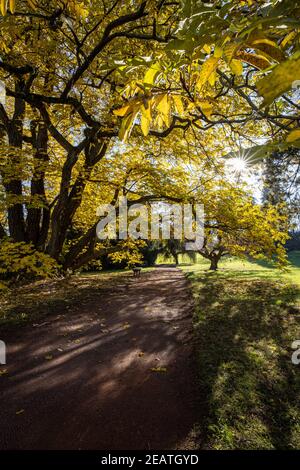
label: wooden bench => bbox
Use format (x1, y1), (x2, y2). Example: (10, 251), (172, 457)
(132, 267), (141, 277)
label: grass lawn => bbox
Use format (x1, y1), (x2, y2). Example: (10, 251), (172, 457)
(181, 252), (300, 449)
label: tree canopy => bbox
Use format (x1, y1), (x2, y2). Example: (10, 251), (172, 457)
(0, 0), (298, 285)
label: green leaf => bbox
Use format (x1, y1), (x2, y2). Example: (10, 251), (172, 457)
(165, 37), (195, 53)
(181, 0), (191, 18)
(256, 55), (300, 106)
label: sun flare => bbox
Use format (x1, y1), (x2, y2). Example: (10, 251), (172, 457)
(228, 156), (248, 173)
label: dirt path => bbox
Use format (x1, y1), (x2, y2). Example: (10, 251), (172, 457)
(0, 267), (198, 450)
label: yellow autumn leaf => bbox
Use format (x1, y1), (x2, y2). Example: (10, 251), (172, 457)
(202, 44), (211, 54)
(1, 0), (7, 15)
(252, 38), (278, 48)
(27, 0), (37, 10)
(208, 69), (217, 87)
(119, 110), (138, 141)
(223, 41), (241, 64)
(113, 104), (131, 117)
(150, 367), (167, 373)
(154, 114), (164, 129)
(155, 94), (171, 127)
(197, 99), (213, 118)
(172, 95), (185, 116)
(281, 30), (298, 49)
(156, 94), (170, 116)
(196, 57), (219, 92)
(286, 129), (300, 142)
(144, 63), (161, 86)
(141, 114), (150, 136)
(9, 0), (15, 14)
(214, 45), (223, 58)
(230, 59), (243, 76)
(140, 101), (151, 120)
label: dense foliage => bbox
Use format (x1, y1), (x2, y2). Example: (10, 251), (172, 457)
(0, 0), (298, 284)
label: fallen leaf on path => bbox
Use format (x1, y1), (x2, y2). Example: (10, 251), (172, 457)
(16, 409), (25, 415)
(45, 355), (53, 360)
(122, 322), (130, 330)
(150, 367), (167, 373)
(0, 369), (8, 376)
(138, 352), (145, 357)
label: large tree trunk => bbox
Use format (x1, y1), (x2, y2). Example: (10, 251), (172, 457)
(209, 256), (219, 271)
(47, 139), (108, 260)
(5, 80), (26, 242)
(0, 223), (6, 239)
(26, 121), (49, 247)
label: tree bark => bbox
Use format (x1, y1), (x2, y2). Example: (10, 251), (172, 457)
(5, 80), (26, 242)
(209, 256), (219, 271)
(26, 121), (49, 247)
(47, 138), (108, 260)
(0, 222), (6, 239)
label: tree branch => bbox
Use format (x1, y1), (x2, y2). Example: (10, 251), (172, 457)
(61, 1), (147, 98)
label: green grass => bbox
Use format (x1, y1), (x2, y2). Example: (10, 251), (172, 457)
(181, 252), (300, 449)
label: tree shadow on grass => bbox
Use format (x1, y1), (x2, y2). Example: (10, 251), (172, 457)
(187, 271), (300, 449)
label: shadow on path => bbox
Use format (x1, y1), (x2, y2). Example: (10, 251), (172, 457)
(0, 268), (198, 450)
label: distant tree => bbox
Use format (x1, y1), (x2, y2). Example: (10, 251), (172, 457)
(196, 185), (289, 271)
(263, 150), (300, 229)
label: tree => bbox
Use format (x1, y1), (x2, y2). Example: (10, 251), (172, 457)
(114, 0), (300, 155)
(196, 184), (289, 270)
(263, 149), (300, 228)
(0, 0), (292, 285)
(0, 0), (180, 276)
